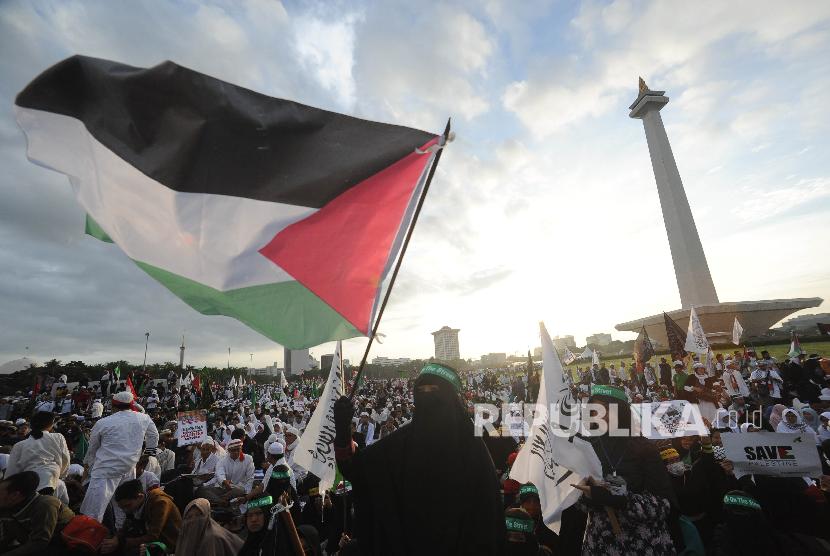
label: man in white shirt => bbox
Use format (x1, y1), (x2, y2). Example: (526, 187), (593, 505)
(90, 399), (104, 419)
(243, 441), (295, 503)
(155, 434), (175, 474)
(195, 438), (254, 506)
(6, 411), (70, 494)
(750, 360), (783, 402)
(80, 391), (159, 522)
(145, 389), (160, 413)
(721, 360), (750, 398)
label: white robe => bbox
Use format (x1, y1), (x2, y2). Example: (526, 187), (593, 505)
(6, 431), (70, 490)
(214, 453), (255, 493)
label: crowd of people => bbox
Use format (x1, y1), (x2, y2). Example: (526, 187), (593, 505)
(0, 348), (828, 555)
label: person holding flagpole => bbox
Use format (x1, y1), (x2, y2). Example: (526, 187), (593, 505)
(574, 384), (679, 555)
(333, 362), (504, 555)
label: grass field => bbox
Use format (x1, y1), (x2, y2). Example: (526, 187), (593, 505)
(562, 340), (830, 377)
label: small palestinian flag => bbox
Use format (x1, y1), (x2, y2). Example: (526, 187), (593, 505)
(787, 331), (803, 359)
(16, 56), (443, 348)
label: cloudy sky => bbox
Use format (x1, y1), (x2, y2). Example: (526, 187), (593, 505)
(1, 0), (829, 368)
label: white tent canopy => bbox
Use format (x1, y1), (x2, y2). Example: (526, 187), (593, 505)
(0, 357), (39, 375)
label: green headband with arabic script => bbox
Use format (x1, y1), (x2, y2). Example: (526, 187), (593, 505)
(247, 496), (273, 510)
(419, 363), (462, 392)
(590, 384), (628, 404)
(723, 494), (761, 511)
(505, 516), (535, 533)
(519, 484), (539, 498)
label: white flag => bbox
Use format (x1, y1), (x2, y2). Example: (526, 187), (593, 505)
(684, 307), (710, 355)
(279, 370), (288, 389)
(732, 317), (743, 346)
(592, 349), (601, 366)
(294, 341), (343, 493)
(563, 347), (577, 365)
(229, 375), (237, 388)
(510, 322), (603, 533)
(579, 347), (593, 361)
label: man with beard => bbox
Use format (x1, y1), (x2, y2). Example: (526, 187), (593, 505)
(333, 363), (504, 555)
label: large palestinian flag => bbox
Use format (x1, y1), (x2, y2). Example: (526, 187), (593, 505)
(15, 56), (442, 348)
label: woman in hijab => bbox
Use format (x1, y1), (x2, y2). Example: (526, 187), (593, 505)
(799, 407), (821, 434)
(768, 404), (787, 430)
(175, 498), (243, 556)
(777, 408), (819, 444)
(576, 385), (679, 555)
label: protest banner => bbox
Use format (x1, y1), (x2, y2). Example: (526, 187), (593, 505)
(631, 400), (708, 439)
(176, 409), (208, 446)
(721, 431), (822, 477)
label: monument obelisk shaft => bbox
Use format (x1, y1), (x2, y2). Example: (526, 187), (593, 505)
(630, 78), (719, 308)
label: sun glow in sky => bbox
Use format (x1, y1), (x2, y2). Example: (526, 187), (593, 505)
(1, 0), (829, 368)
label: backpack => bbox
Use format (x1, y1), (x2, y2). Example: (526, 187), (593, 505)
(61, 515), (109, 553)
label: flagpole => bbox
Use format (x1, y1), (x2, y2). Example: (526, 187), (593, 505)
(143, 332), (150, 372)
(348, 118), (452, 399)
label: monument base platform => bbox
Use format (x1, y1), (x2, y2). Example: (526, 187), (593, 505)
(615, 298), (823, 347)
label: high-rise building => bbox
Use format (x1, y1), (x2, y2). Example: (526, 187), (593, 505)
(431, 326), (460, 361)
(283, 347), (310, 375)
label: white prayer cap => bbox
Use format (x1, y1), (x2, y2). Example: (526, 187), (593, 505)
(693, 362), (705, 369)
(360, 411), (369, 417)
(673, 361), (683, 367)
(285, 426), (300, 437)
(15, 418), (26, 426)
(227, 439), (243, 449)
(113, 391), (134, 404)
(267, 442), (285, 456)
(201, 438), (216, 447)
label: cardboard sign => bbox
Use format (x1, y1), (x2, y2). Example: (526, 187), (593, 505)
(177, 410), (208, 446)
(721, 431), (822, 477)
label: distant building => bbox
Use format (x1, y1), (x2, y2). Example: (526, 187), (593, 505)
(432, 326), (460, 361)
(250, 363), (280, 377)
(321, 354), (351, 371)
(586, 333), (612, 347)
(553, 335), (577, 350)
(533, 347), (542, 358)
(781, 313), (830, 333)
(480, 353), (507, 366)
(372, 356), (412, 366)
(284, 348), (310, 375)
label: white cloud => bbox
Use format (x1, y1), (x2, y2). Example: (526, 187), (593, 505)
(504, 0), (830, 138)
(292, 12), (362, 109)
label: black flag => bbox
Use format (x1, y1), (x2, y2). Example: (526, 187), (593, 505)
(633, 326), (655, 368)
(663, 312), (688, 360)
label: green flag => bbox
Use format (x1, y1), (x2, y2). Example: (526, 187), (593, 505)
(114, 365), (121, 381)
(72, 431), (88, 464)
